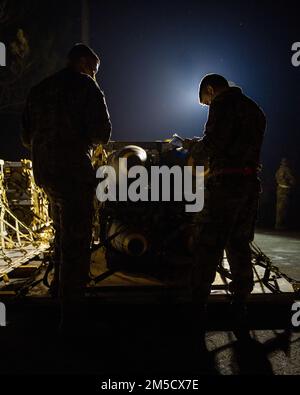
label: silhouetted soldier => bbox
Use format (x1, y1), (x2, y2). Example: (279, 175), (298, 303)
(21, 44), (111, 324)
(184, 74), (266, 338)
(275, 158), (296, 230)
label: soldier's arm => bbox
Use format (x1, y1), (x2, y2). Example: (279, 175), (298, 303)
(286, 168), (296, 186)
(85, 79), (112, 145)
(190, 100), (234, 161)
(21, 92), (33, 151)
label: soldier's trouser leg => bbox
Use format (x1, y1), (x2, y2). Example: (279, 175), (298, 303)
(225, 192), (258, 299)
(191, 186), (237, 305)
(276, 188), (289, 229)
(191, 185), (258, 304)
(226, 240), (253, 300)
(45, 183), (94, 299)
(191, 236), (224, 303)
(190, 227), (225, 338)
(58, 185), (94, 298)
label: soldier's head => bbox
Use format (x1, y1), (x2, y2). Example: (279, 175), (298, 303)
(281, 158), (288, 166)
(67, 43), (100, 80)
(199, 74), (229, 106)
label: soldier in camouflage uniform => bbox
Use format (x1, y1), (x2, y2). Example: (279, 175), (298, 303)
(275, 158), (296, 230)
(184, 74), (266, 319)
(21, 44), (112, 303)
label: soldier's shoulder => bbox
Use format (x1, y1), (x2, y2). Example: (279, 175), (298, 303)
(77, 72), (99, 88)
(240, 91), (263, 110)
(239, 92), (266, 120)
(31, 69), (98, 93)
(75, 73), (104, 97)
(29, 70), (65, 95)
(213, 87), (243, 110)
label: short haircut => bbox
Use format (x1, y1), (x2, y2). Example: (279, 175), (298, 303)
(199, 73), (229, 103)
(67, 43), (100, 65)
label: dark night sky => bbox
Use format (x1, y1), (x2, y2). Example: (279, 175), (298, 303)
(1, 0), (300, 180)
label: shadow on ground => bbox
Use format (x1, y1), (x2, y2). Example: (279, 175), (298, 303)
(1, 303), (299, 375)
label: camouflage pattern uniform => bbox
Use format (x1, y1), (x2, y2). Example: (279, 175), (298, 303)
(275, 159), (295, 230)
(189, 87), (266, 302)
(21, 68), (112, 298)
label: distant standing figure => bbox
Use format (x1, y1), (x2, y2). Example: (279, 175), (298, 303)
(275, 158), (296, 230)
